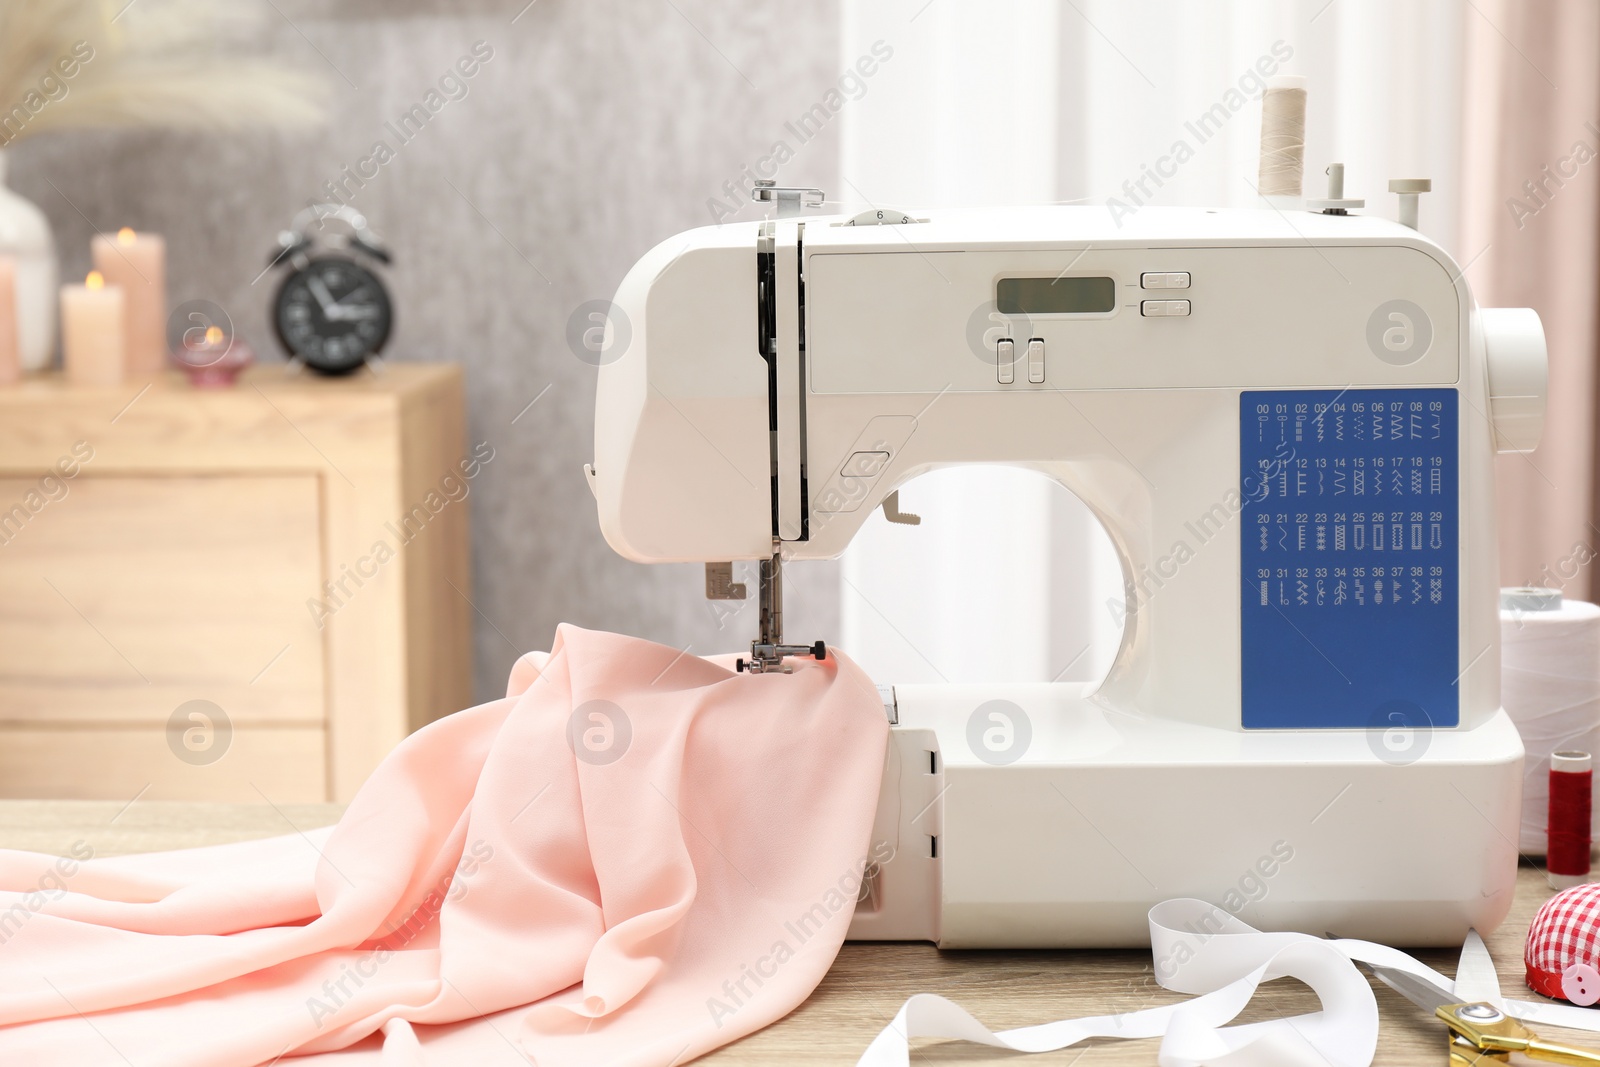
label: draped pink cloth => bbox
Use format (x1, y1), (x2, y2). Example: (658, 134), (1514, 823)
(0, 626), (888, 1065)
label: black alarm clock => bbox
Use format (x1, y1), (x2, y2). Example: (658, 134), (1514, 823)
(267, 205), (394, 375)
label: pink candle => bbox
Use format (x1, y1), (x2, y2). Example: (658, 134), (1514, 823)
(91, 228), (166, 375)
(61, 271), (125, 387)
(0, 257), (18, 385)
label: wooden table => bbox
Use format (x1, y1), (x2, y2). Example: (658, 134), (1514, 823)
(7, 801), (1592, 1064)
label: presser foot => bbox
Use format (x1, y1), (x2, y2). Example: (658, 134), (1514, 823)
(735, 538), (827, 672)
(736, 641), (827, 674)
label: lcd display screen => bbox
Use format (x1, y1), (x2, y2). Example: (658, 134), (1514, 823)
(996, 276), (1116, 315)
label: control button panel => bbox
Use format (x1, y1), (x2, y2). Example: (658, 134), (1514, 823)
(1026, 338), (1045, 383)
(1140, 272), (1191, 289)
(996, 338), (1014, 384)
(1141, 299), (1191, 317)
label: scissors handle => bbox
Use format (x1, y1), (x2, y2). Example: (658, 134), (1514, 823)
(1438, 1003), (1600, 1065)
(1526, 1038), (1600, 1066)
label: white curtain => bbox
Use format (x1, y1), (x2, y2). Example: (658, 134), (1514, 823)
(836, 0), (1468, 686)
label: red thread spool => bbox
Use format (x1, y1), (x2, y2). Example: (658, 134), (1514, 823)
(1549, 750), (1593, 889)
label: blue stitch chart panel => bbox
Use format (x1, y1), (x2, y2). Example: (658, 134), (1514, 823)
(1240, 389), (1459, 730)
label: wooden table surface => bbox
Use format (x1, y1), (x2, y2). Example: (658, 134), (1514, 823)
(4, 801), (1593, 1065)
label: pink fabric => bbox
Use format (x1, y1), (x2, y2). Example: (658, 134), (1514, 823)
(0, 626), (888, 1065)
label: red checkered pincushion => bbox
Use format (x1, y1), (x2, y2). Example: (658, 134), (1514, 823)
(1527, 882), (1600, 1004)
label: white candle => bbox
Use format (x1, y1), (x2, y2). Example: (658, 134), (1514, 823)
(0, 256), (18, 385)
(91, 228), (166, 375)
(61, 271), (125, 387)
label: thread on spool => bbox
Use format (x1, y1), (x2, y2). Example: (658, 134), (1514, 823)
(1258, 75), (1308, 198)
(1501, 590), (1600, 855)
(1550, 750), (1593, 889)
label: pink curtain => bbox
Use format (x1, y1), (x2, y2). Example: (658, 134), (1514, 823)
(1460, 0), (1600, 595)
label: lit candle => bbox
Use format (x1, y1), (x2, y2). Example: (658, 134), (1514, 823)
(91, 227), (166, 375)
(0, 256), (18, 385)
(61, 271), (125, 387)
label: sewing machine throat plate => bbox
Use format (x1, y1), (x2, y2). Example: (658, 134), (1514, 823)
(1240, 388), (1459, 730)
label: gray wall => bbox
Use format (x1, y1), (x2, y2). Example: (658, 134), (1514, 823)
(8, 0), (843, 703)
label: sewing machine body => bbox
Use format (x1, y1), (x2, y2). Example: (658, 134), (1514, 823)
(589, 205), (1545, 946)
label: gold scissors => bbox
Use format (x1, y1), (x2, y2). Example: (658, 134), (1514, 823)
(1357, 959), (1600, 1066)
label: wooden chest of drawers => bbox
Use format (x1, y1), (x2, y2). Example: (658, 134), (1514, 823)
(0, 365), (474, 803)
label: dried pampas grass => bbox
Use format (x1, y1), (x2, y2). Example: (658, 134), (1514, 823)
(0, 0), (326, 142)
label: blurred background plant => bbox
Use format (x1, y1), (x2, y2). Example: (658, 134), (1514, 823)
(0, 0), (327, 370)
(0, 0), (325, 142)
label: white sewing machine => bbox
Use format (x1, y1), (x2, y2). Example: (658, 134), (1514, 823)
(586, 175), (1548, 947)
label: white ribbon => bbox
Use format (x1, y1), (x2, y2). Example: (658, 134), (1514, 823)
(857, 899), (1600, 1067)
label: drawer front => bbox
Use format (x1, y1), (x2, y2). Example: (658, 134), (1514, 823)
(0, 474), (327, 798)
